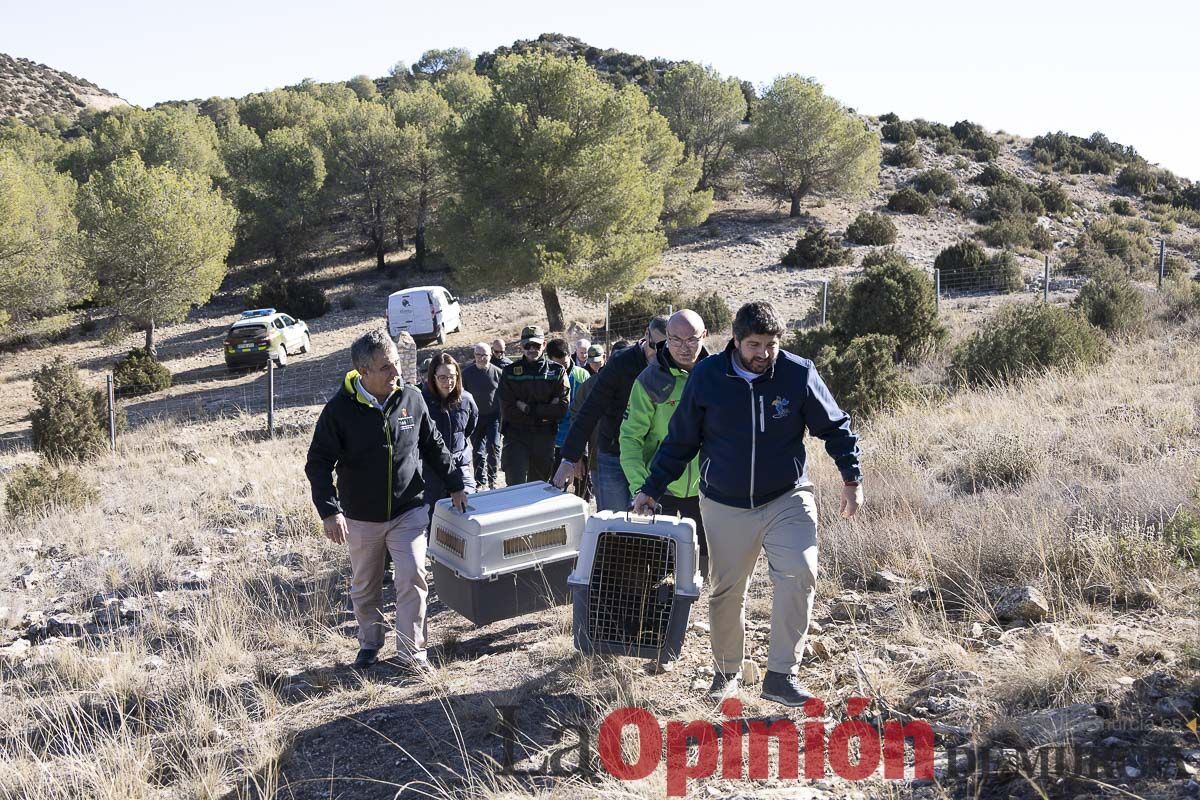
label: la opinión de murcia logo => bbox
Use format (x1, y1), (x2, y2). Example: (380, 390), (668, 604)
(496, 699), (1195, 796)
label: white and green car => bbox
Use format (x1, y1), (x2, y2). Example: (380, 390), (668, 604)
(223, 308), (311, 369)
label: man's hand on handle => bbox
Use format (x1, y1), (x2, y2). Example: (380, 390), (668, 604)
(631, 491), (658, 516)
(551, 459), (583, 489)
(840, 483), (864, 519)
(450, 490), (468, 513)
(322, 513), (348, 544)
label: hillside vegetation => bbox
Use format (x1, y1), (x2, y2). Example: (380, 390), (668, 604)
(0, 53), (127, 123)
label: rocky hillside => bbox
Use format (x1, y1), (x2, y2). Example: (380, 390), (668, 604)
(0, 52), (127, 123)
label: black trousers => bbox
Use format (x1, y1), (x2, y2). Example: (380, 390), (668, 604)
(502, 429), (557, 485)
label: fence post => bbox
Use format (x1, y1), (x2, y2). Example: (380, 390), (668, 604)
(820, 280), (829, 325)
(266, 358), (275, 439)
(1159, 239), (1166, 289)
(604, 293), (610, 346)
(1043, 255), (1050, 303)
(934, 269), (941, 313)
(106, 374), (116, 451)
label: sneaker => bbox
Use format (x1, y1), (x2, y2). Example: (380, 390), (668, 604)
(760, 670), (816, 707)
(707, 670), (740, 702)
(352, 648), (379, 669)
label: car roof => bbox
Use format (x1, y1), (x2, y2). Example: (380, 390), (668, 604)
(389, 286), (447, 297)
(230, 312), (293, 328)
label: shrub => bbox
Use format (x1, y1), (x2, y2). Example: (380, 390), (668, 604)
(781, 227), (853, 269)
(881, 121), (915, 143)
(950, 302), (1110, 385)
(944, 434), (1041, 493)
(1072, 217), (1155, 275)
(113, 348), (172, 398)
(1071, 269), (1145, 333)
(951, 120), (999, 161)
(845, 212), (897, 246)
(1164, 508), (1200, 564)
(1115, 163), (1158, 196)
(882, 142), (922, 168)
(690, 290), (732, 333)
(935, 241), (1023, 292)
(878, 112), (900, 125)
(30, 357), (109, 463)
(1162, 274), (1200, 322)
(948, 191), (975, 215)
(1029, 225), (1054, 252)
(813, 334), (910, 418)
(840, 250), (946, 360)
(887, 187), (932, 215)
(978, 216), (1033, 249)
(1035, 181), (1072, 215)
(1030, 131), (1136, 175)
(910, 119), (948, 140)
(4, 462), (99, 518)
(1109, 198), (1136, 216)
(340, 294), (359, 310)
(247, 274), (331, 320)
(608, 289), (680, 338)
(976, 183), (1044, 223)
(911, 169), (957, 196)
(788, 324), (840, 359)
(971, 164), (1013, 187)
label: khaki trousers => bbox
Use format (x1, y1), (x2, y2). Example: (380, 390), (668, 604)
(699, 486), (819, 675)
(344, 507), (429, 662)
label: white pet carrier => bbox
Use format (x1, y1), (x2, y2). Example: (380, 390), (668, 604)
(568, 510), (703, 661)
(429, 481), (588, 625)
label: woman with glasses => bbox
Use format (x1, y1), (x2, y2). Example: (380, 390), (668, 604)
(421, 352), (479, 522)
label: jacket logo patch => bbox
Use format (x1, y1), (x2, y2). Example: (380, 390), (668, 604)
(771, 395), (791, 419)
(513, 366), (524, 376)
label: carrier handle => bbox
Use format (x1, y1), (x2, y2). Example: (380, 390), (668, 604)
(626, 502), (663, 523)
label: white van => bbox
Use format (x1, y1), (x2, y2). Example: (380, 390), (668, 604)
(386, 285), (462, 344)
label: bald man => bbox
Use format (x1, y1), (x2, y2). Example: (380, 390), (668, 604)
(620, 310), (711, 578)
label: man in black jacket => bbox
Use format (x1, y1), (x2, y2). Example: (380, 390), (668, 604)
(306, 330), (466, 671)
(462, 342), (503, 490)
(552, 316), (668, 511)
(498, 325), (569, 484)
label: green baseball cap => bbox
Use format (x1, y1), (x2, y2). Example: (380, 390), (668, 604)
(520, 325), (545, 344)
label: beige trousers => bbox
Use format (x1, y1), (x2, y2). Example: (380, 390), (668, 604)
(344, 506), (429, 662)
(699, 485), (819, 675)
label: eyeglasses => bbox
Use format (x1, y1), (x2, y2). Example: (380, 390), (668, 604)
(434, 374), (456, 384)
(492, 350), (504, 356)
(522, 343), (542, 351)
(668, 334), (705, 347)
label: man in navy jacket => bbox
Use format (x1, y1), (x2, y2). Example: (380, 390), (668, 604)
(634, 301), (864, 706)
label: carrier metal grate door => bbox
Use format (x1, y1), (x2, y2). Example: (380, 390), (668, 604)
(587, 531), (676, 650)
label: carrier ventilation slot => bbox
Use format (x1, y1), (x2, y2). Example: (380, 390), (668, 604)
(586, 531), (676, 650)
(435, 527), (465, 559)
(503, 526), (567, 558)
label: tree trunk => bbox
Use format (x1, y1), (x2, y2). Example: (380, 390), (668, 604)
(375, 237), (386, 270)
(414, 226), (426, 269)
(540, 285), (565, 332)
(789, 192), (802, 218)
(414, 195), (428, 269)
(144, 318), (156, 359)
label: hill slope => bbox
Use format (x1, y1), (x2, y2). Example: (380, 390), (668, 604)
(0, 52), (127, 122)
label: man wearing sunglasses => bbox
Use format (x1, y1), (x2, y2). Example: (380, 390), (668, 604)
(497, 325), (569, 485)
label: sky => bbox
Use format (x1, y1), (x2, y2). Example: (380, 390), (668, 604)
(3, 0), (1198, 179)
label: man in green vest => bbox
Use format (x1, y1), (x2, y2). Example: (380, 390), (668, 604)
(620, 309), (711, 572)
